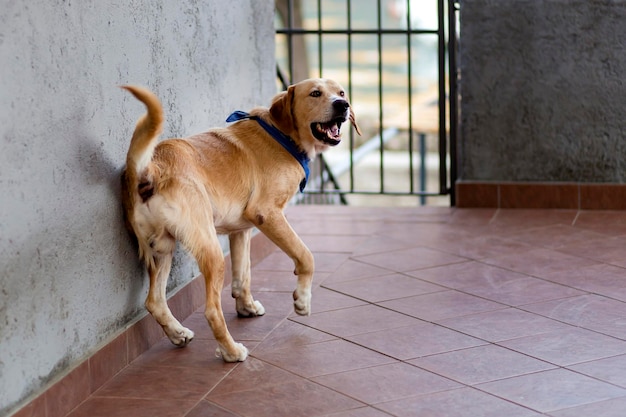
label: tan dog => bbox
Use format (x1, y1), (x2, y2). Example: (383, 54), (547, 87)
(121, 79), (360, 362)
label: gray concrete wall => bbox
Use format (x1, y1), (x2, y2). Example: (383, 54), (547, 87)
(0, 1), (275, 413)
(459, 0), (626, 182)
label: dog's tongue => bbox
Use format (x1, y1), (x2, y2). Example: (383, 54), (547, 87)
(316, 121), (342, 141)
(328, 123), (340, 138)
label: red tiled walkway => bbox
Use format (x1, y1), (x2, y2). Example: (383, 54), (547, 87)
(69, 207), (626, 416)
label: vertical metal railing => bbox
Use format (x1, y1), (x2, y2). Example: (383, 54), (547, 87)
(437, 0), (447, 196)
(448, 0), (460, 205)
(275, 0), (458, 205)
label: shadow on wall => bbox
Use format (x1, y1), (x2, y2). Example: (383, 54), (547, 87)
(0, 108), (147, 396)
(75, 110), (197, 314)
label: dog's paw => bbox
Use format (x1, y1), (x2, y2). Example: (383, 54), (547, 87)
(166, 326), (195, 347)
(216, 342), (249, 362)
(293, 289), (311, 316)
(236, 299), (266, 317)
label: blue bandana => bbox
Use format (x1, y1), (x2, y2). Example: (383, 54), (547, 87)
(226, 111), (310, 192)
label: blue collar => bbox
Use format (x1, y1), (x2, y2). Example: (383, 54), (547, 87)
(226, 110), (310, 192)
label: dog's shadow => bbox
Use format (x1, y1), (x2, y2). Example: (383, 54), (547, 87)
(77, 128), (151, 317)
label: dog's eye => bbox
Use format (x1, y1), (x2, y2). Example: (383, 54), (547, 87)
(339, 91), (345, 97)
(310, 90), (321, 97)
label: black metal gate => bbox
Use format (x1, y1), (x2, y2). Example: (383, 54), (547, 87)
(275, 0), (458, 205)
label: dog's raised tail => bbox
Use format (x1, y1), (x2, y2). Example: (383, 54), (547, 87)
(121, 85), (164, 176)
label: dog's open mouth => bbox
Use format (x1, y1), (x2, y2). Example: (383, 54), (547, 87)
(311, 118), (345, 146)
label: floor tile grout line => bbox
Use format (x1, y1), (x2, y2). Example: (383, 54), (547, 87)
(468, 365), (626, 415)
(486, 340), (610, 371)
(284, 292), (555, 386)
(460, 257), (623, 301)
(407, 332), (626, 397)
(468, 379), (550, 415)
(183, 400), (243, 417)
(432, 279), (588, 312)
(197, 334), (380, 416)
(561, 363), (626, 392)
(311, 279), (555, 351)
(319, 277), (450, 302)
(377, 385), (544, 417)
(190, 312), (311, 415)
(312, 378), (462, 417)
(514, 302), (626, 342)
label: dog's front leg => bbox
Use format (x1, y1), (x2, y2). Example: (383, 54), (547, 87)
(230, 229), (265, 317)
(252, 212), (314, 316)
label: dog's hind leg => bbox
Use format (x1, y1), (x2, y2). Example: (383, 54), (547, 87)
(193, 233), (248, 362)
(169, 202), (248, 362)
(230, 229), (265, 317)
(145, 240), (195, 347)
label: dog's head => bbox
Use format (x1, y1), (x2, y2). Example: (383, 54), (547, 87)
(270, 78), (361, 155)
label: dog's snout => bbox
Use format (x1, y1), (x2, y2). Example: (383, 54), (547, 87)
(333, 99), (350, 113)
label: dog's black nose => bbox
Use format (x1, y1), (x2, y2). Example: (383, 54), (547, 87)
(333, 99), (350, 112)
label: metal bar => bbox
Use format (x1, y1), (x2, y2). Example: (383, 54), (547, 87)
(319, 149), (326, 193)
(317, 0), (322, 77)
(316, 0), (324, 193)
(304, 189), (442, 197)
(276, 65), (289, 90)
(276, 28), (438, 35)
(377, 0), (384, 193)
(437, 0), (448, 195)
(448, 0), (459, 205)
(419, 133), (427, 205)
(286, 0), (294, 82)
(347, 0), (355, 192)
(406, 0), (414, 194)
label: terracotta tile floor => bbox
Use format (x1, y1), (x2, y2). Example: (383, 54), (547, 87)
(68, 206), (626, 417)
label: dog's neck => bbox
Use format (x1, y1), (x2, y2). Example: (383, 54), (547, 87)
(226, 111), (310, 192)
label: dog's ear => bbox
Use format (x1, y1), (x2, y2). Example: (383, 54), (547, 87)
(270, 85), (295, 133)
(349, 105), (362, 136)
